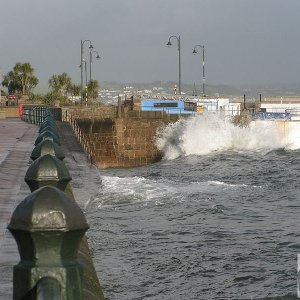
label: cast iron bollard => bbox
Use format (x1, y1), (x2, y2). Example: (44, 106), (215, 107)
(16, 109), (106, 299)
(39, 120), (57, 130)
(31, 140), (65, 161)
(25, 154), (71, 192)
(8, 186), (89, 300)
(39, 125), (59, 136)
(39, 119), (57, 130)
(35, 130), (61, 146)
(36, 277), (61, 300)
(39, 124), (58, 135)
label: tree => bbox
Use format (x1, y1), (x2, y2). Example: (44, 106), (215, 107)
(87, 80), (99, 101)
(42, 92), (56, 105)
(48, 72), (72, 97)
(2, 62), (39, 95)
(2, 71), (21, 94)
(71, 84), (80, 102)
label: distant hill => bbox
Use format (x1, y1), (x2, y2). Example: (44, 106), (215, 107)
(100, 81), (300, 99)
(33, 81), (300, 99)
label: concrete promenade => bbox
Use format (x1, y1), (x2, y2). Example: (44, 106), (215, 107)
(0, 118), (38, 298)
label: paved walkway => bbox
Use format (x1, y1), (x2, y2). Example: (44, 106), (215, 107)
(0, 118), (38, 298)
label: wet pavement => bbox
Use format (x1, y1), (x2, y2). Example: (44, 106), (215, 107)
(0, 118), (39, 298)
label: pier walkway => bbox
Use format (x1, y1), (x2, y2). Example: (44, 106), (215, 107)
(0, 118), (101, 298)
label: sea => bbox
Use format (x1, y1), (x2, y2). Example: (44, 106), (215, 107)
(83, 114), (300, 300)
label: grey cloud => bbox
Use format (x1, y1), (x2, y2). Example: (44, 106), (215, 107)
(1, 0), (300, 88)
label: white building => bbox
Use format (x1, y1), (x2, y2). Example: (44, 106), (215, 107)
(260, 102), (300, 120)
(192, 98), (241, 116)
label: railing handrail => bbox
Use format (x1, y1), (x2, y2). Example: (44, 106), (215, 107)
(13, 107), (105, 299)
(65, 110), (94, 165)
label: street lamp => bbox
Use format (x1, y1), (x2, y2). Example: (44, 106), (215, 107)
(80, 39), (93, 106)
(89, 50), (100, 82)
(0, 71), (2, 105)
(166, 35), (181, 95)
(193, 45), (205, 97)
(83, 60), (88, 87)
(82, 60), (88, 106)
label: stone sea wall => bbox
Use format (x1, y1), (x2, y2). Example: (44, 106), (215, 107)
(69, 108), (179, 168)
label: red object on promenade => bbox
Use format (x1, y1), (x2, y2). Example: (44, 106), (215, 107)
(18, 104), (23, 117)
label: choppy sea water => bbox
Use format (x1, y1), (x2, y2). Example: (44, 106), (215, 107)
(84, 115), (300, 299)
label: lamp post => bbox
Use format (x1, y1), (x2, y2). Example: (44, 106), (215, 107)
(83, 60), (88, 85)
(80, 40), (93, 106)
(0, 71), (2, 105)
(83, 60), (88, 106)
(166, 35), (181, 95)
(193, 45), (205, 97)
(89, 50), (100, 82)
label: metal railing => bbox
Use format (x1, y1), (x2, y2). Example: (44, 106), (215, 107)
(64, 110), (95, 165)
(21, 105), (62, 125)
(9, 108), (105, 299)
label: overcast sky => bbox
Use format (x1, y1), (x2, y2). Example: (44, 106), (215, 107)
(1, 0), (300, 89)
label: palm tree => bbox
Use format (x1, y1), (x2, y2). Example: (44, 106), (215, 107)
(2, 62), (38, 95)
(71, 84), (81, 102)
(48, 72), (72, 97)
(48, 75), (60, 93)
(2, 71), (21, 94)
(87, 80), (99, 101)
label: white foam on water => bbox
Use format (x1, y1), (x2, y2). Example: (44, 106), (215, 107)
(208, 180), (247, 188)
(85, 175), (258, 209)
(85, 175), (180, 208)
(155, 114), (289, 159)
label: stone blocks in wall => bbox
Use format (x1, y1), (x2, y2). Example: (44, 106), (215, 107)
(70, 106), (180, 168)
(75, 115), (174, 168)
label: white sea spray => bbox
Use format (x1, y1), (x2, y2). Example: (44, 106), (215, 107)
(155, 114), (289, 159)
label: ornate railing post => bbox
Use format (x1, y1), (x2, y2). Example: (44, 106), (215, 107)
(31, 140), (65, 161)
(14, 109), (105, 299)
(7, 186), (89, 300)
(25, 153), (72, 192)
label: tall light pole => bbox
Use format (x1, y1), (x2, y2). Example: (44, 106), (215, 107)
(193, 45), (205, 97)
(83, 60), (88, 87)
(80, 39), (93, 106)
(0, 71), (2, 105)
(83, 59), (88, 106)
(166, 35), (181, 95)
(89, 50), (100, 82)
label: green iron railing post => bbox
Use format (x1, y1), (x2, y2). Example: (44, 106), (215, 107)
(8, 186), (89, 300)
